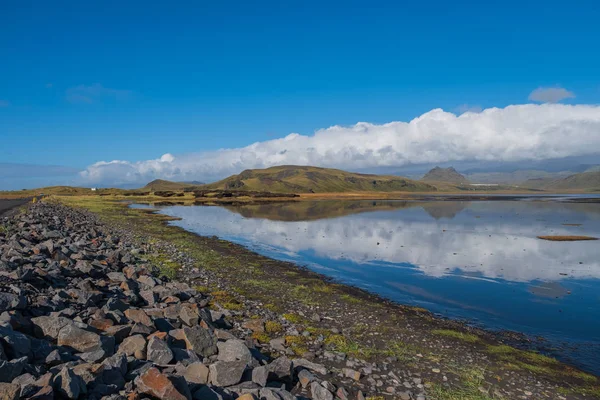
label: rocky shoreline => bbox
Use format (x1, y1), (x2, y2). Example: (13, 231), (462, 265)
(1, 200), (598, 399)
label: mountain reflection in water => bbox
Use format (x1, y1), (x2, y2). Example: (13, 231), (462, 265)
(150, 199), (600, 374)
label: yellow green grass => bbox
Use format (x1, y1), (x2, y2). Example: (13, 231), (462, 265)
(432, 329), (481, 343)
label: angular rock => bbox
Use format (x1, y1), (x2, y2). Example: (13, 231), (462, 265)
(118, 334), (147, 358)
(298, 369), (316, 388)
(209, 360), (246, 387)
(0, 293), (25, 312)
(100, 353), (128, 389)
(181, 326), (217, 357)
(104, 325), (132, 344)
(336, 387), (350, 400)
(0, 326), (31, 359)
(0, 383), (20, 400)
(53, 367), (87, 399)
(179, 306), (199, 326)
(124, 309), (152, 326)
(310, 381), (334, 400)
(28, 385), (54, 400)
(192, 386), (223, 400)
(57, 324), (114, 354)
(251, 365), (268, 387)
(217, 339), (252, 365)
(293, 358), (328, 375)
(135, 367), (189, 400)
(31, 316), (73, 339)
(259, 388), (296, 400)
(342, 367), (361, 381)
(0, 357), (26, 383)
(147, 335), (173, 365)
(182, 362), (209, 385)
(267, 356), (293, 380)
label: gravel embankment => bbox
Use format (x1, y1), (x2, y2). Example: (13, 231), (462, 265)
(0, 202), (375, 400)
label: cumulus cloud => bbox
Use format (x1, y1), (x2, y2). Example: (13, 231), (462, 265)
(80, 103), (600, 186)
(528, 86), (575, 103)
(66, 83), (131, 104)
(455, 104), (482, 114)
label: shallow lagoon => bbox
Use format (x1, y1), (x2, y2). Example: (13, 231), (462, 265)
(146, 198), (600, 373)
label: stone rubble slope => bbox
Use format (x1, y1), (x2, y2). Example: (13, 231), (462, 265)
(0, 202), (387, 400)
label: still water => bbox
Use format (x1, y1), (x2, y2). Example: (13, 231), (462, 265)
(145, 199), (600, 373)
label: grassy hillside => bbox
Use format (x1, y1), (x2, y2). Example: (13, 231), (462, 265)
(543, 171), (600, 191)
(521, 171), (600, 191)
(201, 165), (437, 193)
(143, 179), (203, 192)
(0, 186), (125, 199)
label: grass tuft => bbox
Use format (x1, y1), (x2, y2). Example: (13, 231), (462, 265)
(282, 313), (303, 324)
(265, 320), (283, 334)
(433, 329), (481, 343)
(251, 332), (271, 343)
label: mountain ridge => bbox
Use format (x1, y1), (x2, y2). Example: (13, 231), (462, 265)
(200, 165), (437, 193)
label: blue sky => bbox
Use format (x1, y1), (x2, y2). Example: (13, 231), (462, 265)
(1, 1), (600, 188)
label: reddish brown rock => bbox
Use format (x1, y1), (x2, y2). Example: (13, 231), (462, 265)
(124, 309), (152, 326)
(89, 318), (114, 331)
(135, 368), (188, 400)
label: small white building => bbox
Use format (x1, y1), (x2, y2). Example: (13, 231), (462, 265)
(91, 188), (97, 191)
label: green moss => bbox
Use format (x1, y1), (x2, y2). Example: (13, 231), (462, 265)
(428, 366), (499, 400)
(264, 303), (281, 312)
(210, 290), (243, 310)
(312, 283), (334, 293)
(340, 293), (363, 304)
(194, 285), (210, 293)
(305, 326), (332, 338)
(222, 301), (244, 311)
(252, 332), (271, 343)
(243, 279), (280, 291)
(265, 320), (283, 334)
(282, 313), (303, 324)
(487, 344), (597, 383)
(324, 334), (377, 358)
(558, 385), (600, 397)
(383, 340), (418, 362)
(432, 329), (481, 343)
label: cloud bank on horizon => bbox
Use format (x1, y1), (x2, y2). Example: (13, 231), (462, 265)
(80, 103), (600, 186)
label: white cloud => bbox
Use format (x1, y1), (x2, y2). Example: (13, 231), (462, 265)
(66, 83), (131, 104)
(528, 86), (575, 103)
(455, 104), (483, 114)
(80, 103), (600, 186)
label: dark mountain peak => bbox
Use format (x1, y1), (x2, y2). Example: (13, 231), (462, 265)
(422, 166), (469, 184)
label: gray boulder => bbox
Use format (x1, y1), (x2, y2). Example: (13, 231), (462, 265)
(147, 336), (173, 365)
(209, 360), (246, 387)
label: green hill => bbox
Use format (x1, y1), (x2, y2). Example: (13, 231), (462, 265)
(143, 179), (203, 192)
(544, 171), (600, 191)
(522, 171), (600, 191)
(201, 165), (437, 193)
